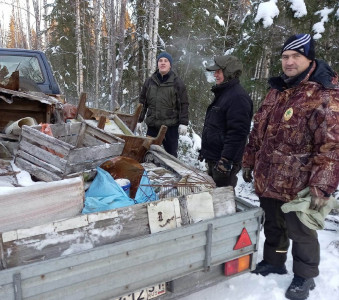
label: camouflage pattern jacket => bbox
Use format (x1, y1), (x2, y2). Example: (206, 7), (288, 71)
(242, 60), (339, 202)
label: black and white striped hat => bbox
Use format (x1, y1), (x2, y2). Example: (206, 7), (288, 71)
(281, 34), (315, 60)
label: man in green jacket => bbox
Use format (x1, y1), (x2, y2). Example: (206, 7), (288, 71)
(137, 52), (189, 157)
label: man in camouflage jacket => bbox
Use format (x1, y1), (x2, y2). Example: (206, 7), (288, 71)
(242, 34), (339, 300)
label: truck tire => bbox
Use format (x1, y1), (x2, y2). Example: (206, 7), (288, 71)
(19, 77), (42, 92)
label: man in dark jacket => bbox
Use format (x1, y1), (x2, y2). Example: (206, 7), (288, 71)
(137, 52), (189, 157)
(242, 33), (339, 300)
(200, 55), (253, 188)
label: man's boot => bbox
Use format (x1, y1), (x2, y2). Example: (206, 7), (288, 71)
(251, 260), (287, 276)
(285, 275), (315, 300)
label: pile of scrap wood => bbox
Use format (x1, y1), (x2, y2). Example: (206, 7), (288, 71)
(0, 89), (230, 268)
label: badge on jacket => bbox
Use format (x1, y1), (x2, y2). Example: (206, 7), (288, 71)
(284, 107), (293, 121)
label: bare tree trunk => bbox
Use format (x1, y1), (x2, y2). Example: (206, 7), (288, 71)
(151, 0), (159, 72)
(43, 0), (48, 47)
(32, 0), (41, 49)
(147, 0), (154, 76)
(16, 0), (26, 48)
(136, 0), (147, 89)
(103, 0), (111, 79)
(93, 0), (101, 108)
(109, 0), (117, 111)
(114, 0), (127, 106)
(26, 0), (31, 48)
(75, 0), (84, 97)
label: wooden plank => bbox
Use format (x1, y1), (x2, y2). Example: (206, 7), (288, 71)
(15, 149), (64, 176)
(0, 187), (233, 269)
(14, 157), (62, 182)
(97, 115), (106, 129)
(76, 92), (88, 119)
(0, 177), (84, 233)
(50, 122), (81, 138)
(84, 122), (125, 144)
(75, 122), (87, 147)
(21, 126), (72, 156)
(82, 131), (105, 146)
(116, 103), (143, 132)
(67, 144), (124, 164)
(18, 140), (67, 171)
(111, 115), (134, 136)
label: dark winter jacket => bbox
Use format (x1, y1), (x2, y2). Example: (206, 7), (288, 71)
(200, 78), (253, 163)
(242, 60), (339, 202)
(138, 70), (189, 128)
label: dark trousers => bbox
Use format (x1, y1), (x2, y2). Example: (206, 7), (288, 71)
(260, 197), (320, 279)
(147, 125), (179, 157)
(207, 161), (241, 188)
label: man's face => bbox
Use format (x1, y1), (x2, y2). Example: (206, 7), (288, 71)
(158, 58), (171, 75)
(214, 69), (224, 85)
(281, 50), (312, 77)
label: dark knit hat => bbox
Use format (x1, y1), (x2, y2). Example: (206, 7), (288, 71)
(206, 55), (243, 78)
(281, 34), (315, 60)
(157, 52), (173, 66)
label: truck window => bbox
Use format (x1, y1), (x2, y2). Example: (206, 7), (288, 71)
(0, 55), (44, 84)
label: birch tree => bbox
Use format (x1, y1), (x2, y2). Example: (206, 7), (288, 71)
(43, 0), (48, 46)
(113, 0), (127, 105)
(93, 0), (101, 107)
(75, 0), (84, 96)
(26, 0), (31, 48)
(146, 0), (159, 75)
(32, 0), (41, 49)
(108, 0), (117, 111)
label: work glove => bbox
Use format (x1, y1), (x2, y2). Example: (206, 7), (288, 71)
(178, 124), (188, 135)
(214, 157), (232, 175)
(242, 167), (253, 183)
(310, 195), (328, 211)
(136, 122), (143, 135)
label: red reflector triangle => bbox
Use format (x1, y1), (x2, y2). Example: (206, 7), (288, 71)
(234, 228), (252, 250)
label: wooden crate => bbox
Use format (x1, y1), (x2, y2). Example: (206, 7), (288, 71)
(14, 121), (125, 182)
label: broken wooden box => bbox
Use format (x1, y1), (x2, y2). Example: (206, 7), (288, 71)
(14, 121), (125, 182)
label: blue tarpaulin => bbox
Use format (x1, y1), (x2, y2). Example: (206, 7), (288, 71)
(82, 167), (158, 214)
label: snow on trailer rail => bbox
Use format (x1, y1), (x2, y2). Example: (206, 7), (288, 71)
(0, 196), (263, 300)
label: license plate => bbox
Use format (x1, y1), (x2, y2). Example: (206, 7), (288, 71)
(114, 283), (166, 300)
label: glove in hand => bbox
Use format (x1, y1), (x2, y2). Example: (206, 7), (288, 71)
(310, 195), (328, 211)
(214, 157), (232, 175)
(242, 167), (253, 183)
(178, 124), (188, 135)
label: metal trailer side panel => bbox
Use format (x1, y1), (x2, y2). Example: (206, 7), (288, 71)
(0, 206), (263, 300)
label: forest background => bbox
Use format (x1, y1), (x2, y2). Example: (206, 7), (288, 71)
(0, 0), (338, 138)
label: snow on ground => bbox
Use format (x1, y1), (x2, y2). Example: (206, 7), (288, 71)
(181, 172), (339, 300)
(181, 229), (339, 300)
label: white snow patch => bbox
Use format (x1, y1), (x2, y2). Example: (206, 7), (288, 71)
(254, 0), (279, 28)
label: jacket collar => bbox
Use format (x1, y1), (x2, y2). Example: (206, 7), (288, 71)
(269, 60), (338, 92)
(211, 78), (240, 95)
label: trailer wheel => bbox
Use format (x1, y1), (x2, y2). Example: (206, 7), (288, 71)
(19, 77), (42, 92)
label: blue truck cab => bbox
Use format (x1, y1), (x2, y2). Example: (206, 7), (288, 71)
(0, 48), (61, 95)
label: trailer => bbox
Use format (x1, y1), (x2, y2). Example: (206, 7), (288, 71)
(0, 188), (263, 300)
(0, 48), (264, 299)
